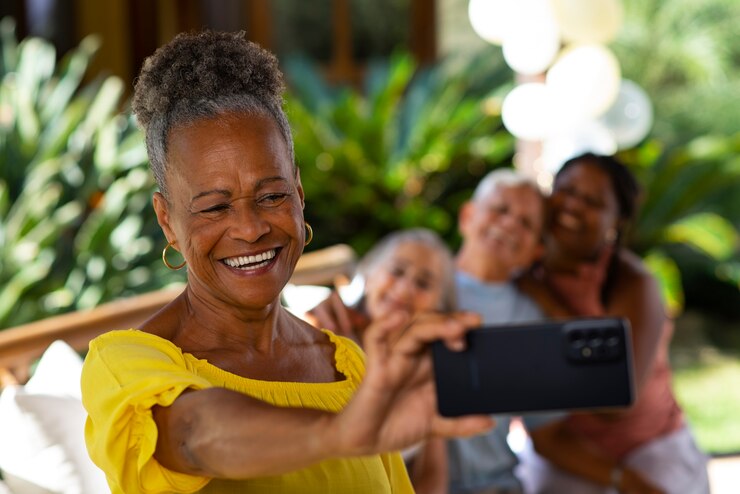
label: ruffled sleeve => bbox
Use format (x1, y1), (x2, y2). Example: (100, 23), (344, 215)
(81, 330), (213, 494)
(322, 329), (365, 384)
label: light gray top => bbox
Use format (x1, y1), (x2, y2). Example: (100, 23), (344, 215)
(447, 271), (550, 494)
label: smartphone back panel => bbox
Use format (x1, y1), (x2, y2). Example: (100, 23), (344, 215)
(432, 317), (635, 417)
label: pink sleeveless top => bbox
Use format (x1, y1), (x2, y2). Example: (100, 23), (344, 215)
(565, 319), (684, 460)
(546, 269), (684, 460)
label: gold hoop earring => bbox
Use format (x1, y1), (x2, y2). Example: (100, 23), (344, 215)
(162, 241), (186, 270)
(304, 222), (313, 246)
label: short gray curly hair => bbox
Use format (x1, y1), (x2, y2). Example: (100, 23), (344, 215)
(131, 30), (294, 198)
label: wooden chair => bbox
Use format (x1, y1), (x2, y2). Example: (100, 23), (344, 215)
(0, 244), (356, 386)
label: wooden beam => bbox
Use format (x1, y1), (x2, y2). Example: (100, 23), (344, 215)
(0, 288), (181, 385)
(245, 0), (273, 50)
(410, 0), (437, 65)
(74, 0), (132, 83)
(0, 244), (356, 386)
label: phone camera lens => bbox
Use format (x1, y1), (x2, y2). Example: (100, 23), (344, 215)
(569, 330), (586, 348)
(587, 330), (604, 348)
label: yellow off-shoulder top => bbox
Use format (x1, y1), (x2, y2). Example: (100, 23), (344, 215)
(81, 329), (412, 494)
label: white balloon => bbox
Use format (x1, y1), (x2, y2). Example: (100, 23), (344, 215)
(541, 121), (618, 173)
(468, 0), (555, 46)
(468, 0), (514, 45)
(501, 82), (553, 141)
(551, 0), (624, 44)
(546, 44), (621, 121)
(599, 79), (654, 149)
(502, 12), (560, 75)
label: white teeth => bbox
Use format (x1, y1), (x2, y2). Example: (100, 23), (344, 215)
(558, 213), (581, 230)
(223, 249), (276, 268)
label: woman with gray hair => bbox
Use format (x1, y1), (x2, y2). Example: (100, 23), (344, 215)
(307, 228), (459, 494)
(309, 228), (457, 342)
(80, 30), (491, 494)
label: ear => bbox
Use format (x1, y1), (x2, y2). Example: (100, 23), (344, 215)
(294, 166), (305, 209)
(153, 192), (176, 245)
(458, 201), (474, 236)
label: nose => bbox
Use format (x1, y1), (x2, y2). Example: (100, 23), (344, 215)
(390, 275), (416, 302)
(498, 212), (521, 233)
(561, 191), (587, 211)
(228, 204), (271, 243)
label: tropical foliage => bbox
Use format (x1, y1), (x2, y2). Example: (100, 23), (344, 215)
(284, 50), (516, 254)
(620, 135), (740, 316)
(1, 0), (738, 328)
(0, 18), (175, 328)
(608, 0), (740, 316)
(614, 0), (740, 142)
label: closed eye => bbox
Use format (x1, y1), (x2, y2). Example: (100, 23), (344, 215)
(201, 203), (231, 213)
(259, 193), (289, 206)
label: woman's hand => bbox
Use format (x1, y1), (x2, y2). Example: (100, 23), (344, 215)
(329, 311), (494, 457)
(620, 467), (665, 494)
(305, 291), (370, 343)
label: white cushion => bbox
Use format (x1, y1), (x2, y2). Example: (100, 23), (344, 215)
(24, 340), (84, 399)
(0, 341), (109, 494)
(281, 284), (332, 319)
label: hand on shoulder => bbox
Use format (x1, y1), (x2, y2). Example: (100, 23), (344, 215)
(305, 291), (370, 343)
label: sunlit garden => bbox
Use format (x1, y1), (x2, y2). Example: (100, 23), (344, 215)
(0, 0), (738, 459)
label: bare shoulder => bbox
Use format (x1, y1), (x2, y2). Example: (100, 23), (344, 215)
(611, 249), (663, 307)
(614, 249), (655, 284)
(288, 310), (334, 346)
(138, 292), (188, 341)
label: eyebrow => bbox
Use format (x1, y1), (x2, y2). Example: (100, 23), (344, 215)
(391, 258), (438, 280)
(191, 189), (230, 203)
(189, 176), (289, 203)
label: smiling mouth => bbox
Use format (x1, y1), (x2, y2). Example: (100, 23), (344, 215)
(487, 228), (515, 247)
(222, 249), (277, 271)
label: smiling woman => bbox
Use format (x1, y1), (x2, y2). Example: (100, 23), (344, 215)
(519, 153), (711, 494)
(79, 30), (493, 494)
(153, 112), (305, 311)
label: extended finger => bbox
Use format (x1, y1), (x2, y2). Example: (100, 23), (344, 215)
(431, 414), (495, 438)
(392, 311), (482, 356)
(363, 311), (411, 361)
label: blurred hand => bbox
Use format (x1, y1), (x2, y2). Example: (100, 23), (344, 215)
(305, 291), (370, 343)
(620, 467), (665, 494)
(329, 311), (494, 457)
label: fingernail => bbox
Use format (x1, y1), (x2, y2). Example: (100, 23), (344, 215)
(449, 339), (465, 351)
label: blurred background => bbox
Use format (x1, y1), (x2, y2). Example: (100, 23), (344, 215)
(0, 0), (738, 458)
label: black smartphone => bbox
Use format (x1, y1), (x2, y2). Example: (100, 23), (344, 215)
(432, 317), (635, 417)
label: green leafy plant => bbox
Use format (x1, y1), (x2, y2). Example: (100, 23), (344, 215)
(285, 46), (739, 319)
(0, 18), (174, 329)
(285, 50), (516, 254)
(615, 0), (740, 142)
(621, 133), (740, 316)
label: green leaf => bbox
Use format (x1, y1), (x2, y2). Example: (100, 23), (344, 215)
(663, 213), (738, 260)
(39, 34), (100, 123)
(0, 17), (19, 75)
(644, 250), (684, 317)
(0, 249), (54, 322)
